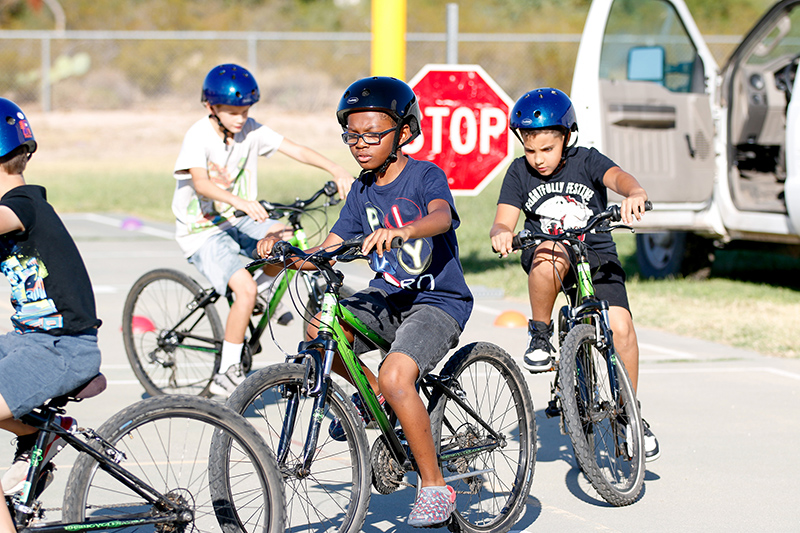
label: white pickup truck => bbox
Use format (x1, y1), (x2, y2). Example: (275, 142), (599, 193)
(570, 0), (800, 277)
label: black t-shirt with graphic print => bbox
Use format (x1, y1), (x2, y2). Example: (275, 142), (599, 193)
(0, 185), (101, 335)
(497, 146), (618, 254)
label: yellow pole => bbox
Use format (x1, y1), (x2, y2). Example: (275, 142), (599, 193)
(371, 0), (406, 80)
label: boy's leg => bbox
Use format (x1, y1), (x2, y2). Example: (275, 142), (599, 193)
(523, 242), (569, 371)
(378, 353), (444, 487)
(608, 305), (660, 461)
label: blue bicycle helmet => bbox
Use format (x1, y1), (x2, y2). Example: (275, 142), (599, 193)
(510, 87), (578, 136)
(201, 64), (260, 107)
(0, 98), (36, 158)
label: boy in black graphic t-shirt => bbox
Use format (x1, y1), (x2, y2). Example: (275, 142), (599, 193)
(0, 99), (102, 523)
(490, 88), (660, 462)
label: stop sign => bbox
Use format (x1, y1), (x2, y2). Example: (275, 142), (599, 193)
(405, 64), (514, 196)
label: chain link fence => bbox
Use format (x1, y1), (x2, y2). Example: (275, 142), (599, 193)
(0, 30), (739, 113)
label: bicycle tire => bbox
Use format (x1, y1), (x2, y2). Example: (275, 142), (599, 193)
(429, 342), (536, 533)
(226, 363), (371, 533)
(122, 268), (223, 396)
(63, 395), (285, 533)
(559, 323), (645, 506)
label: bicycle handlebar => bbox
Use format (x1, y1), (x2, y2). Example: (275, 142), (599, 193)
(511, 200), (653, 251)
(233, 180), (340, 219)
(252, 234), (404, 270)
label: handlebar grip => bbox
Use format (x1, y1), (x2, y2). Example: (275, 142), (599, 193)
(323, 180), (338, 197)
(390, 236), (404, 249)
(234, 210), (245, 218)
(644, 200), (653, 212)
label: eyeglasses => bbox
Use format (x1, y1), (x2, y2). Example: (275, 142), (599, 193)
(341, 127), (396, 146)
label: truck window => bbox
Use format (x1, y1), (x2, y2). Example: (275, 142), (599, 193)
(600, 0), (702, 93)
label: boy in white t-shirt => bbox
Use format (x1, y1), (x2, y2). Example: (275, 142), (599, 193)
(172, 63), (353, 397)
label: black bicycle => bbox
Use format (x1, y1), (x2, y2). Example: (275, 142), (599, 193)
(6, 374), (285, 532)
(511, 202), (651, 506)
(225, 237), (536, 533)
(122, 181), (354, 397)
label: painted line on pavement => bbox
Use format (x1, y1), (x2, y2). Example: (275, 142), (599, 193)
(640, 366), (800, 380)
(67, 212), (175, 240)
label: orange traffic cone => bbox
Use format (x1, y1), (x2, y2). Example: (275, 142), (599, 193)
(493, 310), (528, 328)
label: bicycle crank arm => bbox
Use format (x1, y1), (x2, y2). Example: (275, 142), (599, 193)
(443, 467), (494, 485)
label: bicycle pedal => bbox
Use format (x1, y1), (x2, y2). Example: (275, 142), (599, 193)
(276, 311), (294, 326)
(545, 399), (561, 418)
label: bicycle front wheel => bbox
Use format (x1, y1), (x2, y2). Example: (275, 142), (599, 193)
(429, 342), (536, 533)
(122, 269), (223, 396)
(559, 323), (645, 506)
(226, 363), (371, 533)
(63, 395), (285, 533)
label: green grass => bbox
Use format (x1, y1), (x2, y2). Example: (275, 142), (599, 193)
(26, 162), (800, 359)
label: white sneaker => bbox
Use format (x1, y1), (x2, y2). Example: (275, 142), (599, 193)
(522, 320), (555, 373)
(209, 364), (246, 398)
(643, 419), (660, 462)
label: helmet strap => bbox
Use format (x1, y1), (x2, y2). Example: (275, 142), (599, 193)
(209, 113), (233, 146)
(373, 123), (404, 176)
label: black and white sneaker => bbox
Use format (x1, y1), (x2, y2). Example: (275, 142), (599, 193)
(2, 416), (75, 495)
(642, 419), (660, 462)
(209, 364), (246, 398)
(522, 320), (555, 373)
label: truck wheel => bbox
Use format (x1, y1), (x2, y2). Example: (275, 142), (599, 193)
(635, 232), (713, 279)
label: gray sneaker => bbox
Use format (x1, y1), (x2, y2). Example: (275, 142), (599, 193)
(209, 364), (246, 398)
(643, 419), (660, 462)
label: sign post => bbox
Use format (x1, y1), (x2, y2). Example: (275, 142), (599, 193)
(406, 64), (514, 196)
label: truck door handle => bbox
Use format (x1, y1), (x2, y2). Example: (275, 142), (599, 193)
(685, 134), (696, 158)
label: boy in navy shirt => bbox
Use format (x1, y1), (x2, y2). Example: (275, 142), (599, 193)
(258, 76), (473, 527)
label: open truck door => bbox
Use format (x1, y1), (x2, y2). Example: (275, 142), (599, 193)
(571, 0), (718, 220)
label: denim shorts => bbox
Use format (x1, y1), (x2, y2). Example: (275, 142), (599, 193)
(341, 288), (462, 380)
(189, 217), (281, 294)
(0, 330), (102, 419)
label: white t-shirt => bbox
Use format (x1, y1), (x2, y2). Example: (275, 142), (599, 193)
(172, 116), (284, 257)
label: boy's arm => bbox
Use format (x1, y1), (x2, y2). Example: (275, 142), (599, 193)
(490, 203), (522, 258)
(0, 206), (23, 235)
(277, 139), (355, 199)
(187, 167), (269, 222)
(603, 167), (648, 225)
(363, 199), (452, 256)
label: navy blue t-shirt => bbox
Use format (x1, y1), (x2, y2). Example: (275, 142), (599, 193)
(497, 146), (618, 254)
(331, 157), (473, 330)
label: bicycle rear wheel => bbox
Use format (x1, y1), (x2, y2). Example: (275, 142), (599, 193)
(429, 342), (536, 533)
(122, 268), (223, 396)
(63, 395), (285, 533)
(226, 363), (371, 533)
(559, 323), (645, 506)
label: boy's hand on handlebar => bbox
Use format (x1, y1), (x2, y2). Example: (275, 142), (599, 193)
(363, 228), (407, 256)
(620, 192), (649, 225)
(234, 198), (269, 223)
(333, 171), (356, 201)
(490, 229), (515, 257)
(257, 235), (283, 258)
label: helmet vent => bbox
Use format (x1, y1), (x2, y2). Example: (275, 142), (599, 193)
(534, 111), (541, 118)
(5, 117), (14, 126)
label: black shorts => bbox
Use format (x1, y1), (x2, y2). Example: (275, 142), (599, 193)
(520, 245), (630, 312)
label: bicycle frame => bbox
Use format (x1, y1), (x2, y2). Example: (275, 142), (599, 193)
(270, 244), (508, 483)
(13, 411), (185, 533)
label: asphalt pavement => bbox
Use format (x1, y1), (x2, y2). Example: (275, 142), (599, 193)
(0, 213), (797, 532)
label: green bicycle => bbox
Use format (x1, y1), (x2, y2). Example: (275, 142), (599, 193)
(225, 236), (537, 533)
(512, 202), (652, 506)
(122, 181), (353, 397)
(6, 374), (284, 533)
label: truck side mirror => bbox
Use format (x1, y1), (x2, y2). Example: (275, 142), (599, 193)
(627, 46), (666, 85)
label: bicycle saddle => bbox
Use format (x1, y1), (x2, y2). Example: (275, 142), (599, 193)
(47, 373), (107, 408)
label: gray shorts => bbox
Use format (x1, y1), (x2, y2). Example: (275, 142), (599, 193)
(0, 330), (102, 419)
(341, 288), (462, 379)
(189, 217), (281, 294)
